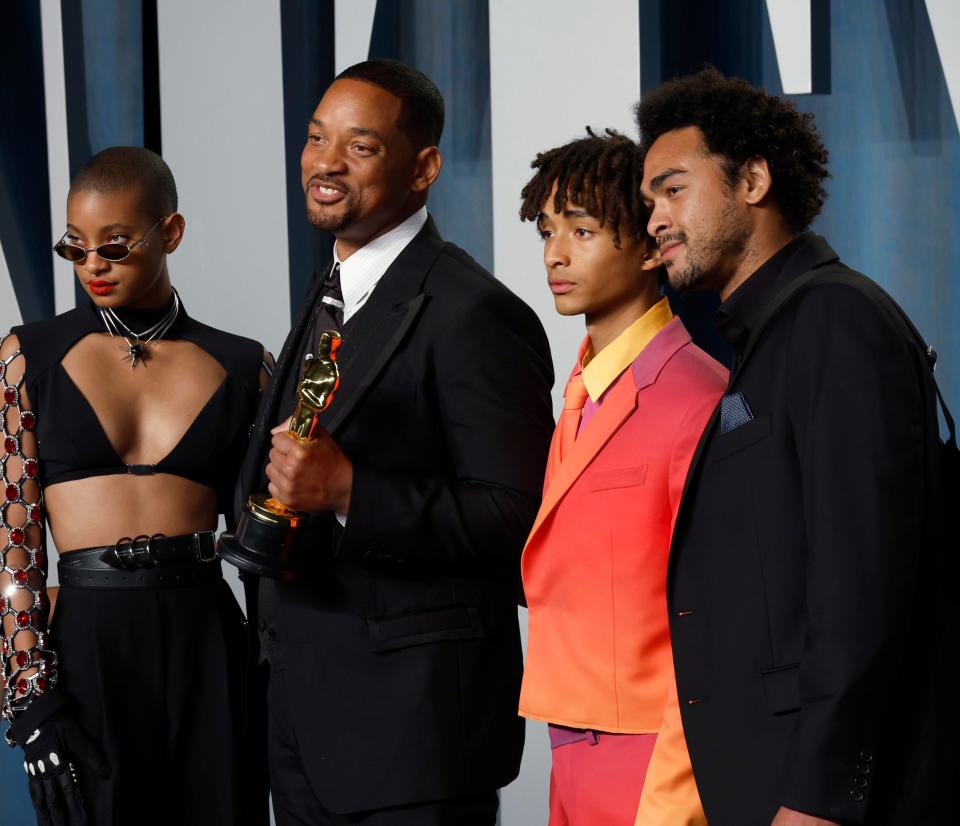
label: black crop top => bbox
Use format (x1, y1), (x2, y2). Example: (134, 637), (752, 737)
(11, 299), (262, 513)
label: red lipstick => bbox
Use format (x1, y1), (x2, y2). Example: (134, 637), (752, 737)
(87, 280), (117, 296)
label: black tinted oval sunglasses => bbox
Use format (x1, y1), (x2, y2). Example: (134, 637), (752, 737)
(53, 216), (168, 263)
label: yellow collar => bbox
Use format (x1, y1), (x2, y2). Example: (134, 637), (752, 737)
(581, 297), (673, 402)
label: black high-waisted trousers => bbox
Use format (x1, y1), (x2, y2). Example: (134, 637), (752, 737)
(51, 565), (262, 825)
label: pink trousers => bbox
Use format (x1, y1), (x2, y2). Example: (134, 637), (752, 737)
(548, 732), (657, 826)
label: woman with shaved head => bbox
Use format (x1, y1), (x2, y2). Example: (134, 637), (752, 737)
(1, 147), (269, 825)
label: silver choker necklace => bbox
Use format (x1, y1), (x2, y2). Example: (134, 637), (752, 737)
(100, 289), (181, 369)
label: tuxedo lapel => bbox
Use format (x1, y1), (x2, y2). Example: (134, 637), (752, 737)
(235, 219), (445, 510)
(525, 318), (694, 549)
(670, 235), (840, 548)
(525, 373), (637, 546)
(322, 290), (426, 435)
(263, 269), (329, 430)
(234, 266), (329, 516)
(317, 217), (445, 436)
(728, 236), (840, 387)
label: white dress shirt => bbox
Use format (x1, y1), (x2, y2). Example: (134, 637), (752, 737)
(333, 206), (429, 324)
(332, 206), (428, 524)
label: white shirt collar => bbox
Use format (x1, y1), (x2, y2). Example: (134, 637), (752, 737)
(333, 207), (429, 323)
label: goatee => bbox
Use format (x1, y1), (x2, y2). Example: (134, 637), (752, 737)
(305, 203), (353, 234)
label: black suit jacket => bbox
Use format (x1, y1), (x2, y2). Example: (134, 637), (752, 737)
(669, 234), (956, 825)
(236, 218), (554, 813)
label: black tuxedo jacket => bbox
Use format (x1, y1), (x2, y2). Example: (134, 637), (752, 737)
(236, 218), (554, 813)
(668, 234), (956, 825)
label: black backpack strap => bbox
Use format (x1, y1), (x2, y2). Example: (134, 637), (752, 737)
(737, 268), (956, 446)
(734, 265), (838, 376)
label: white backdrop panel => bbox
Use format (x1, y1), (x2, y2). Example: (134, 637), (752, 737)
(0, 242), (20, 332)
(926, 0), (960, 130)
(765, 0), (813, 94)
(335, 0), (378, 74)
(40, 0), (75, 316)
(156, 0), (290, 357)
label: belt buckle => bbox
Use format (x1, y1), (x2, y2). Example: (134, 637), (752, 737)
(113, 534), (162, 568)
(130, 534), (161, 568)
(113, 536), (137, 569)
(194, 531), (218, 563)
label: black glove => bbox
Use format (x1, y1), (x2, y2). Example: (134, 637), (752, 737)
(8, 689), (110, 826)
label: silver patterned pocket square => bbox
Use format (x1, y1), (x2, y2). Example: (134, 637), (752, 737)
(719, 392), (754, 435)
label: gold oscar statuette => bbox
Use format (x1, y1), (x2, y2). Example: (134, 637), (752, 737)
(218, 330), (342, 580)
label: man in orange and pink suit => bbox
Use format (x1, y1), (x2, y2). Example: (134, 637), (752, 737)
(518, 128), (727, 825)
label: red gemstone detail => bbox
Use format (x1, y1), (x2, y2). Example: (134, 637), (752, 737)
(10, 527), (25, 545)
(13, 569), (28, 587)
(34, 550), (46, 567)
(29, 506), (41, 522)
(15, 610), (30, 628)
(20, 411), (35, 431)
(37, 593), (49, 612)
(1, 638), (8, 655)
(3, 436), (15, 454)
(5, 483), (18, 501)
(36, 677), (48, 692)
(0, 596), (6, 613)
(24, 458), (38, 478)
(17, 678), (29, 693)
(15, 650), (29, 668)
(3, 386), (16, 404)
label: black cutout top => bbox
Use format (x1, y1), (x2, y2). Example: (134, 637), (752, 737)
(11, 299), (262, 513)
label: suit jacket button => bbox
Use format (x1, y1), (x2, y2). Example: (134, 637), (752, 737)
(850, 789), (865, 802)
(858, 763), (871, 776)
(853, 777), (868, 788)
(859, 751), (873, 762)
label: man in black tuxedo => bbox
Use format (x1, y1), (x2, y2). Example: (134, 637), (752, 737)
(238, 60), (554, 824)
(638, 69), (955, 825)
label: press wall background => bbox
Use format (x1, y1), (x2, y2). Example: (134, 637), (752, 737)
(2, 1), (958, 821)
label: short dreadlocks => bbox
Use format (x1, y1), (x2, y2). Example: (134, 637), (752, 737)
(636, 68), (830, 233)
(520, 128), (651, 250)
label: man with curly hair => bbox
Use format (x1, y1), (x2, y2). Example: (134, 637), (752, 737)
(638, 68), (954, 826)
(518, 129), (726, 825)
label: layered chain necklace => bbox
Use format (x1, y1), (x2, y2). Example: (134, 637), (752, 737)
(99, 289), (181, 369)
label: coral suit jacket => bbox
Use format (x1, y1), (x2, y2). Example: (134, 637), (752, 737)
(520, 316), (726, 825)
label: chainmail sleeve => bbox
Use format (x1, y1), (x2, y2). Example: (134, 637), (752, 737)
(0, 332), (56, 720)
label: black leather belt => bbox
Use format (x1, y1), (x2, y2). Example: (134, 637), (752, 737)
(58, 531), (222, 589)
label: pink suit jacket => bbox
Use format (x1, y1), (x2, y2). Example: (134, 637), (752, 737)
(520, 317), (727, 824)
